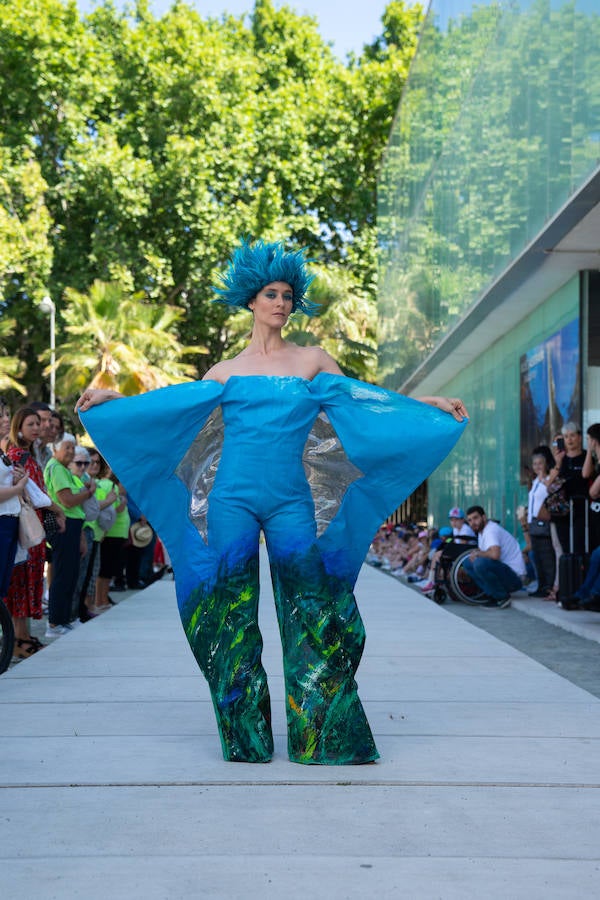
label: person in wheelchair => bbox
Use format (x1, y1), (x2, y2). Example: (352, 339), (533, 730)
(419, 508), (476, 594)
(448, 506), (476, 542)
(461, 505), (526, 608)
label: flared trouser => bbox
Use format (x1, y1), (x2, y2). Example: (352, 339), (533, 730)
(179, 495), (378, 765)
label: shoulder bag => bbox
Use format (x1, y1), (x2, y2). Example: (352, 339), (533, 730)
(18, 498), (46, 549)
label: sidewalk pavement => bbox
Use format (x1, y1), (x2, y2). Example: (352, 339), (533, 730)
(2, 549), (600, 899)
(511, 594), (600, 644)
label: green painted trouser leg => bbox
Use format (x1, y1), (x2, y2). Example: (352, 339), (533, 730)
(269, 546), (379, 765)
(184, 553), (274, 763)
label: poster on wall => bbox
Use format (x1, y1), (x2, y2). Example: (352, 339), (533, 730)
(520, 318), (581, 483)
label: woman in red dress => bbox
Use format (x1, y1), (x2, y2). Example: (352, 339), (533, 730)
(5, 407), (65, 658)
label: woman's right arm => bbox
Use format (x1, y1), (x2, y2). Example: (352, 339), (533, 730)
(0, 469), (28, 502)
(75, 388), (124, 413)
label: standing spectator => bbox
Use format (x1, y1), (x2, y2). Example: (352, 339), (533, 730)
(29, 401), (54, 470)
(463, 506), (526, 608)
(67, 444), (97, 623)
(44, 434), (96, 636)
(48, 410), (64, 446)
(526, 445), (556, 598)
(95, 475), (130, 609)
(5, 408), (65, 655)
(78, 450), (117, 617)
(552, 423), (588, 558)
(0, 399), (30, 642)
(583, 423), (600, 551)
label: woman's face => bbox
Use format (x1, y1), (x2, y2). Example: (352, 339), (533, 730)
(88, 454), (101, 478)
(532, 455), (548, 477)
(0, 405), (10, 439)
(20, 414), (41, 445)
(563, 429), (582, 454)
(54, 440), (75, 466)
(69, 458), (89, 478)
(248, 281), (293, 327)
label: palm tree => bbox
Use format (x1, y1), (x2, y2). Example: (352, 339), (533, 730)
(42, 280), (202, 402)
(0, 316), (27, 396)
(285, 266), (378, 381)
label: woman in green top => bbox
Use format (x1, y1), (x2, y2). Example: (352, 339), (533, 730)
(95, 474), (130, 610)
(44, 435), (96, 635)
(80, 449), (117, 617)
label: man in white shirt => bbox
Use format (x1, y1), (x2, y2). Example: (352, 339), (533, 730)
(463, 506), (526, 608)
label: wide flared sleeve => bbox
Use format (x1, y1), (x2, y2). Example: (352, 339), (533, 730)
(310, 373), (468, 585)
(79, 380), (223, 600)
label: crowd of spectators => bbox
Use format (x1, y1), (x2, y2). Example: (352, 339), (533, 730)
(0, 398), (167, 662)
(367, 420), (600, 611)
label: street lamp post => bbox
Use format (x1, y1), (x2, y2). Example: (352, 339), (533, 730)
(39, 295), (56, 408)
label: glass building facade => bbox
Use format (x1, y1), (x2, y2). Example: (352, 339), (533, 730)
(378, 0), (600, 531)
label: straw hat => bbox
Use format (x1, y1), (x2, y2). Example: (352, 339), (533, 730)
(130, 521), (153, 548)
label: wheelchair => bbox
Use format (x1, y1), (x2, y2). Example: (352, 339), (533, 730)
(430, 539), (487, 606)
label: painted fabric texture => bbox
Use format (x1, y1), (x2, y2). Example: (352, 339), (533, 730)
(81, 374), (467, 764)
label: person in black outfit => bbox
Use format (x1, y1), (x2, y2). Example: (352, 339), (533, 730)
(552, 422), (587, 557)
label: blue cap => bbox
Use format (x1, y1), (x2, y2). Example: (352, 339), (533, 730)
(448, 507), (465, 519)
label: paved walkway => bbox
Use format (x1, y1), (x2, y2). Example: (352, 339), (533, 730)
(2, 550), (600, 899)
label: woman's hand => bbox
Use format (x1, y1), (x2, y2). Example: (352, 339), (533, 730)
(12, 466), (29, 493)
(75, 388), (123, 413)
(417, 395), (469, 422)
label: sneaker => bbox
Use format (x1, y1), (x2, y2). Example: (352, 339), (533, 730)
(480, 596), (511, 609)
(419, 581), (435, 593)
(44, 624), (70, 637)
(406, 575), (421, 583)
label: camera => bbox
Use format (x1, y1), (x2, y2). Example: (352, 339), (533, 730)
(556, 437), (565, 452)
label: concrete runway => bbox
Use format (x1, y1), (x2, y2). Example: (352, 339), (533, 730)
(2, 550), (599, 899)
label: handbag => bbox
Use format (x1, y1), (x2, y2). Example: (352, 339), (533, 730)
(42, 508), (60, 537)
(18, 498), (46, 549)
(528, 518), (550, 536)
(544, 477), (569, 517)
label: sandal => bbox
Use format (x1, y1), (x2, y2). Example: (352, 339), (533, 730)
(26, 636), (45, 650)
(13, 638), (40, 659)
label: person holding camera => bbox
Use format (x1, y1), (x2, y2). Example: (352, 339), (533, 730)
(551, 423), (588, 562)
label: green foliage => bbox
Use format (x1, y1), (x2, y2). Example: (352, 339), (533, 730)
(0, 0), (423, 393)
(43, 280), (199, 401)
(0, 317), (27, 396)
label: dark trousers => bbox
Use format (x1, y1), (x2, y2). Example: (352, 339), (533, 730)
(48, 517), (83, 626)
(530, 534), (556, 593)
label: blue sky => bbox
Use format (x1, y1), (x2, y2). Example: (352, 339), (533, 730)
(77, 1), (398, 59)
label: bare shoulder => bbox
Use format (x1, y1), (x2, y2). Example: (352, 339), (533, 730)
(202, 360), (234, 384)
(306, 346), (343, 376)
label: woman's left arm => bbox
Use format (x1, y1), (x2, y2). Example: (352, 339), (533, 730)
(417, 396), (469, 423)
(590, 473), (600, 501)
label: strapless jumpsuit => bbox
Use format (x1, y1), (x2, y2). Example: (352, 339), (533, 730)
(81, 374), (466, 764)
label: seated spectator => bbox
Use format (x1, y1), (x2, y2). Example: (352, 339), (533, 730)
(417, 526), (454, 593)
(462, 505), (526, 609)
(447, 506), (476, 542)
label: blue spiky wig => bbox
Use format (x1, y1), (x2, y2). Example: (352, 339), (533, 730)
(213, 238), (319, 316)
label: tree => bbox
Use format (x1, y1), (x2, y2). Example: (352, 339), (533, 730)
(43, 280), (201, 402)
(0, 0), (425, 392)
(0, 317), (27, 396)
